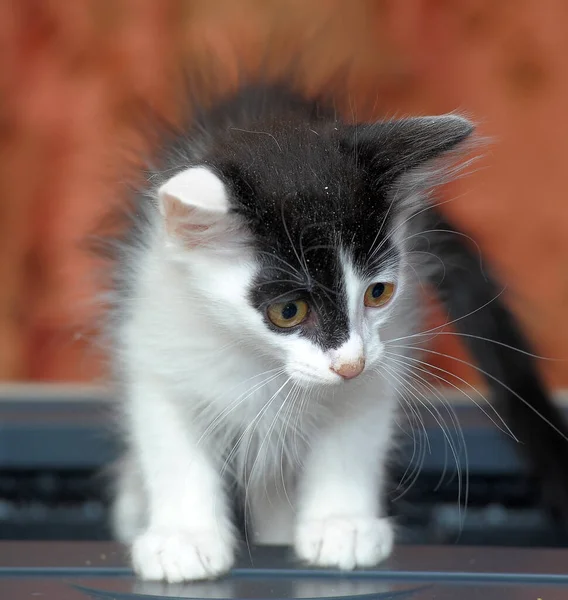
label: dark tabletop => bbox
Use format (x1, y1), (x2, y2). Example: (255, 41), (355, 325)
(1, 542), (568, 599)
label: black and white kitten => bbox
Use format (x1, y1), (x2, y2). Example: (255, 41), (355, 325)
(107, 83), (568, 582)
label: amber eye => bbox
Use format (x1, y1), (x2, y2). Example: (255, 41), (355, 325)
(364, 282), (395, 308)
(267, 300), (309, 328)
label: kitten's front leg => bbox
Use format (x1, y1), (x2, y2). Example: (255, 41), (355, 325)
(125, 378), (235, 582)
(294, 400), (395, 570)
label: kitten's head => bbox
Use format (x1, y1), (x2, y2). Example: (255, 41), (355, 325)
(154, 87), (473, 387)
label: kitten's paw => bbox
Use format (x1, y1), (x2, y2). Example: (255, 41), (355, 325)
(131, 528), (234, 582)
(294, 516), (394, 570)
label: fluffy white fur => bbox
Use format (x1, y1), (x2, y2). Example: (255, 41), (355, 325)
(112, 167), (419, 582)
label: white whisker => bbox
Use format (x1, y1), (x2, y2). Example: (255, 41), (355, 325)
(385, 351), (516, 440)
(391, 344), (568, 443)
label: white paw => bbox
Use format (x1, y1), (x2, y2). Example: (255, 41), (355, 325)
(294, 516), (394, 570)
(131, 529), (235, 582)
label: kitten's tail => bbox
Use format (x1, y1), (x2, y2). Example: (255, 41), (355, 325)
(418, 207), (568, 522)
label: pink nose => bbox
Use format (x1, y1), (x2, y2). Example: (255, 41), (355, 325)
(331, 357), (365, 380)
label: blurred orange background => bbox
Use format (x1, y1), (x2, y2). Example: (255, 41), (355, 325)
(0, 0), (567, 388)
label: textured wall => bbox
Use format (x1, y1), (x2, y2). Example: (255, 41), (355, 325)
(0, 0), (566, 387)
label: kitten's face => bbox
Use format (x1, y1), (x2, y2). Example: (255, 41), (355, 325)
(240, 192), (405, 387)
(158, 161), (407, 389)
(247, 248), (403, 387)
(176, 224), (405, 389)
(155, 106), (471, 389)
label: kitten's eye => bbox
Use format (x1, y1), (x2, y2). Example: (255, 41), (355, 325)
(267, 300), (309, 328)
(364, 282), (395, 308)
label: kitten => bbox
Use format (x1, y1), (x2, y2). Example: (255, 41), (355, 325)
(105, 83), (568, 582)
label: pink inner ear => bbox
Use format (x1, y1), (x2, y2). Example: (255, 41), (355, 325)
(162, 195), (209, 239)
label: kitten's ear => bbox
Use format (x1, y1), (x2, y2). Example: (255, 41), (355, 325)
(157, 167), (230, 243)
(344, 115), (475, 197)
(347, 115), (474, 174)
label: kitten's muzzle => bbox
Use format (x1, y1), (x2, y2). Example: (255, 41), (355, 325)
(330, 357), (366, 380)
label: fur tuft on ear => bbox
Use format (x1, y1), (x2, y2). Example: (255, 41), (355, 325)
(344, 114), (479, 212)
(346, 115), (474, 178)
(157, 167), (230, 242)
